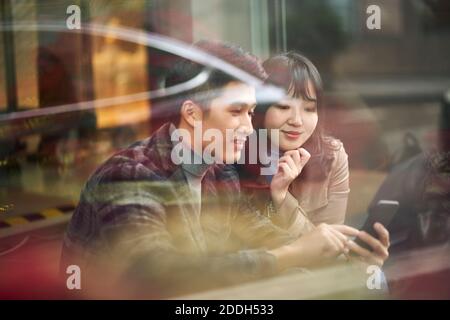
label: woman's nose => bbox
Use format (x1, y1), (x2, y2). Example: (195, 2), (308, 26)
(288, 108), (303, 126)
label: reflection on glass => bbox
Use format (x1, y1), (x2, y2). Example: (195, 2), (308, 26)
(12, 0), (39, 109)
(0, 29), (6, 110)
(90, 1), (150, 129)
(91, 18), (150, 128)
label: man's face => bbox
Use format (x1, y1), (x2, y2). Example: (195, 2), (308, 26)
(200, 81), (256, 164)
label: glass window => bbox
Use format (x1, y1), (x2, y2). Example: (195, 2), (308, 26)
(0, 28), (6, 110)
(0, 0), (449, 300)
(12, 0), (39, 109)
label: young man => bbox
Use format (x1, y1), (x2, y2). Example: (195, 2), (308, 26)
(60, 41), (389, 298)
(60, 41), (292, 297)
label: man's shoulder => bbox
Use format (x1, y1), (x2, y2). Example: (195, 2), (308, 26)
(87, 124), (175, 186)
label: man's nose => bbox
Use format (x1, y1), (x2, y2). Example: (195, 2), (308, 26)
(240, 113), (254, 136)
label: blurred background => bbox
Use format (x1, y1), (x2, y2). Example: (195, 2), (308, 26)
(0, 0), (449, 299)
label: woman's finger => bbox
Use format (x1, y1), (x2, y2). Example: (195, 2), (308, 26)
(330, 224), (360, 237)
(325, 228), (346, 255)
(329, 227), (350, 249)
(284, 150), (301, 168)
(374, 222), (390, 248)
(278, 156), (289, 168)
(282, 155), (298, 177)
(278, 162), (293, 178)
(357, 231), (388, 259)
(347, 238), (385, 267)
(278, 156), (290, 166)
(347, 240), (372, 259)
(298, 148), (311, 166)
(355, 254), (382, 267)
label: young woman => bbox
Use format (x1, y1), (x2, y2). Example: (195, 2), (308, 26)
(239, 52), (390, 268)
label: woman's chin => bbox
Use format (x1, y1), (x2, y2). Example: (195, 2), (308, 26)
(279, 140), (303, 152)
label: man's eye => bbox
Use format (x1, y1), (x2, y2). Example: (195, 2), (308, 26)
(275, 104), (289, 110)
(230, 109), (241, 115)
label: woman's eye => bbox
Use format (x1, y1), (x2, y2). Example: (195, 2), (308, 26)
(305, 107), (317, 112)
(230, 110), (241, 116)
(305, 102), (317, 112)
(248, 111), (255, 117)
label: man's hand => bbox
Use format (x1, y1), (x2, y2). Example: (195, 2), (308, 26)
(347, 222), (390, 267)
(270, 148), (310, 207)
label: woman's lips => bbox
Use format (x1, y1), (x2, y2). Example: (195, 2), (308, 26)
(281, 130), (302, 139)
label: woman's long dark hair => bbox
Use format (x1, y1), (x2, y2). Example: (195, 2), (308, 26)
(252, 52), (340, 182)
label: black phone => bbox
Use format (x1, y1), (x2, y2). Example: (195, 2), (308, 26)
(353, 200), (399, 251)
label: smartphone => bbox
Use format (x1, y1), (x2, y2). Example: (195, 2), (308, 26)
(354, 200), (399, 251)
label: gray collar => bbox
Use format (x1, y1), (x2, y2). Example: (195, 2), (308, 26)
(170, 124), (211, 178)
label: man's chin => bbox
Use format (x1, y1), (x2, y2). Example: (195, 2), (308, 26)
(223, 153), (241, 164)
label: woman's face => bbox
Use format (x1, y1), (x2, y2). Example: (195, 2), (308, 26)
(263, 82), (318, 152)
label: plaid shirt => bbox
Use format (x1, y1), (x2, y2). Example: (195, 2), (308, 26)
(61, 123), (292, 296)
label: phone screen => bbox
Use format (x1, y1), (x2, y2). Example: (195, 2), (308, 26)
(353, 200), (399, 251)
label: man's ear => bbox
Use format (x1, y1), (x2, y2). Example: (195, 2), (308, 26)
(180, 100), (203, 128)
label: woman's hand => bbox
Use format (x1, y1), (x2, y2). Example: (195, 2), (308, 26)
(347, 223), (390, 267)
(273, 224), (359, 270)
(270, 148), (310, 207)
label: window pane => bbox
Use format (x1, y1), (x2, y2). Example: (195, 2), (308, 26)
(89, 1), (150, 128)
(0, 29), (6, 110)
(12, 0), (39, 109)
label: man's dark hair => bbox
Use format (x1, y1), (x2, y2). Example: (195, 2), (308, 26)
(164, 40), (266, 125)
